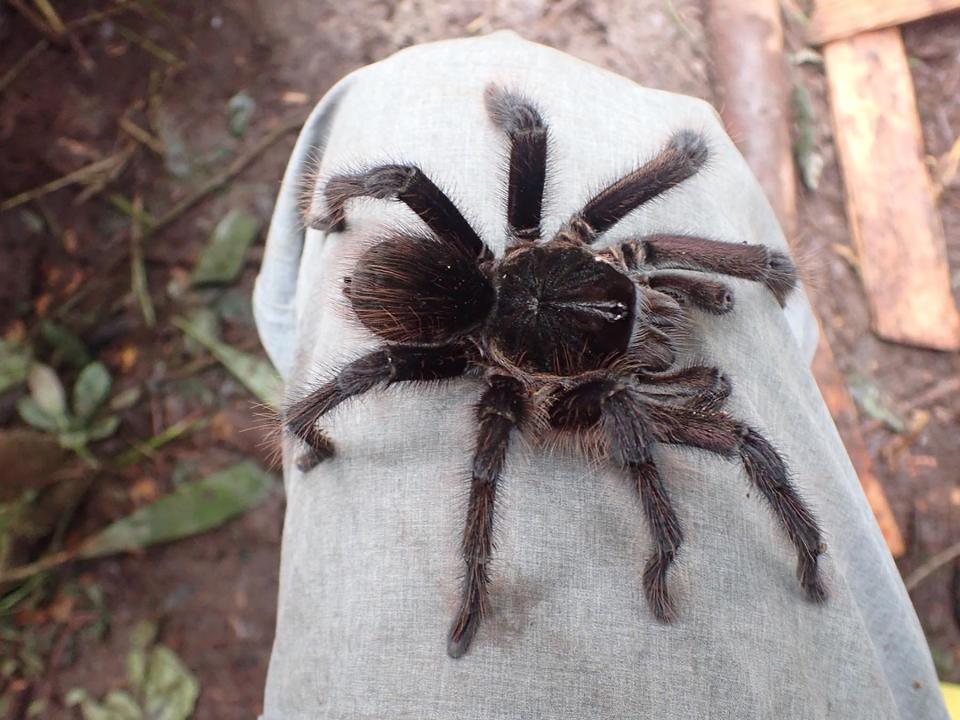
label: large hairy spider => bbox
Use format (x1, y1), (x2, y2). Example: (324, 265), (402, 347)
(285, 85), (827, 659)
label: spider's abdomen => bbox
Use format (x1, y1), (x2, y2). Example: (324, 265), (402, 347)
(491, 242), (635, 374)
(345, 233), (495, 344)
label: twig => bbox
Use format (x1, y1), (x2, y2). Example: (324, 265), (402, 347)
(1, 153), (126, 212)
(0, 549), (77, 584)
(7, 0), (63, 44)
(108, 193), (156, 227)
(74, 143), (135, 205)
(147, 113), (307, 236)
(905, 541), (960, 591)
(114, 413), (209, 467)
(0, 39), (49, 94)
(31, 0), (65, 35)
(114, 23), (183, 66)
(119, 116), (165, 155)
(130, 194), (156, 327)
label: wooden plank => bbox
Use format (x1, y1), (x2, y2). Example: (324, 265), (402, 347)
(808, 0), (960, 45)
(812, 337), (906, 556)
(707, 0), (906, 556)
(824, 28), (960, 351)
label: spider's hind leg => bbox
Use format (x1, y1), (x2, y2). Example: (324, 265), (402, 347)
(448, 375), (528, 658)
(485, 85), (547, 242)
(645, 403), (826, 601)
(550, 379), (684, 622)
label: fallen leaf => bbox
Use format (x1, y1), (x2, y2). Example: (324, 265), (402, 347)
(78, 461), (274, 558)
(174, 316), (281, 407)
(847, 372), (906, 433)
(191, 210), (260, 286)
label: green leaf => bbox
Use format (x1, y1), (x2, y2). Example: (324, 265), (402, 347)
(109, 386), (142, 412)
(58, 429), (91, 451)
(40, 321), (91, 368)
(191, 209), (260, 286)
(66, 688), (143, 720)
(0, 338), (32, 394)
(127, 620), (158, 692)
(27, 363), (67, 424)
(74, 362), (112, 421)
(16, 397), (59, 432)
(173, 316), (281, 407)
(225, 90), (256, 138)
(79, 461), (274, 559)
(87, 415), (121, 442)
(143, 645), (199, 720)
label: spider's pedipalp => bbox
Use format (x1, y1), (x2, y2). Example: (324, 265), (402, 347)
(637, 234), (798, 306)
(314, 164), (491, 261)
(485, 84), (548, 242)
(644, 402), (826, 601)
(569, 130), (709, 244)
(648, 272), (735, 315)
(284, 343), (470, 471)
(449, 375), (528, 658)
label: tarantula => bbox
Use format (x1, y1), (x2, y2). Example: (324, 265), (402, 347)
(285, 85), (827, 659)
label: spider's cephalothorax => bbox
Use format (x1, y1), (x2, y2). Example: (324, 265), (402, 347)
(286, 84), (827, 659)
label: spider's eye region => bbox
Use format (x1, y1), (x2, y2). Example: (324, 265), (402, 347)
(490, 243), (635, 374)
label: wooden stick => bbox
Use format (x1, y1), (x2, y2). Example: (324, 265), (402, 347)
(824, 29), (960, 351)
(808, 0), (960, 45)
(707, 0), (906, 555)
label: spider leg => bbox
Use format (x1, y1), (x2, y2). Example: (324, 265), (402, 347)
(628, 235), (797, 306)
(644, 402), (826, 601)
(560, 130), (708, 244)
(646, 272), (734, 315)
(550, 380), (684, 622)
(485, 84), (547, 242)
(634, 365), (732, 411)
(448, 375), (527, 658)
(284, 343), (470, 472)
(312, 164), (491, 261)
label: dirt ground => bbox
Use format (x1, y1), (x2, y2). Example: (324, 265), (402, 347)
(0, 1), (958, 717)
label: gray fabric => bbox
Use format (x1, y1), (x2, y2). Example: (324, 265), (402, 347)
(253, 32), (947, 720)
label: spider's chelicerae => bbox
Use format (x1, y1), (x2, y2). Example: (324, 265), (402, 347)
(285, 85), (827, 658)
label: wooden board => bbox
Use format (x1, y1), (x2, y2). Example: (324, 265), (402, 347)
(812, 336), (906, 556)
(824, 28), (960, 351)
(808, 0), (960, 45)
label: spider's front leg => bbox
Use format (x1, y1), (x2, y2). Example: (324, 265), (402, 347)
(448, 374), (528, 659)
(283, 343), (470, 472)
(310, 164), (490, 261)
(550, 379), (684, 622)
(645, 402), (826, 601)
(559, 130), (708, 245)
